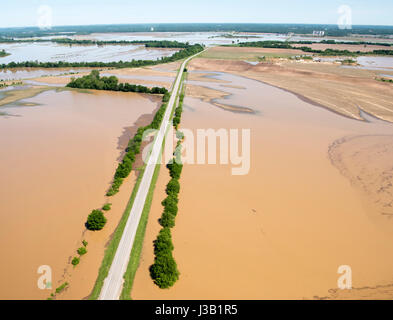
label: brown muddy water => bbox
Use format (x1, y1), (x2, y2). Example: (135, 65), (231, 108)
(131, 71), (393, 299)
(0, 89), (159, 299)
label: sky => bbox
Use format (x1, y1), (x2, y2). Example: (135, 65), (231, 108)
(1, 0), (392, 28)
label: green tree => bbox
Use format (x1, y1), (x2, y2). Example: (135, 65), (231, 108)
(86, 209), (107, 231)
(153, 228), (174, 255)
(72, 257), (80, 266)
(160, 211), (176, 228)
(166, 178), (180, 196)
(77, 247), (87, 255)
(150, 252), (180, 289)
(102, 203), (112, 211)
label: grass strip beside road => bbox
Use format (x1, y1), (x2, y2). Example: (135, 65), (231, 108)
(119, 162), (162, 300)
(89, 165), (147, 300)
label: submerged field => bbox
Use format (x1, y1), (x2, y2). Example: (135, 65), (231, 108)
(190, 47), (393, 122)
(0, 89), (160, 299)
(131, 69), (393, 300)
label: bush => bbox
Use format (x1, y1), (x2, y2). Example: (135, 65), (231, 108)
(163, 92), (170, 103)
(160, 211), (176, 228)
(115, 157), (133, 179)
(153, 228), (174, 255)
(162, 194), (179, 206)
(55, 282), (69, 294)
(163, 199), (178, 217)
(77, 247), (87, 255)
(167, 162), (183, 180)
(150, 252), (180, 289)
(102, 203), (112, 211)
(82, 240), (88, 247)
(166, 178), (180, 196)
(125, 150), (135, 162)
(71, 257), (80, 266)
(107, 177), (123, 196)
(86, 209), (107, 231)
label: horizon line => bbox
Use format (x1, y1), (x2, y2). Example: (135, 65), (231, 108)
(1, 22), (393, 30)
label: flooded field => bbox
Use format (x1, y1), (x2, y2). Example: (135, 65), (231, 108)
(356, 56), (393, 70)
(131, 71), (393, 299)
(0, 68), (93, 81)
(0, 42), (178, 64)
(71, 32), (311, 46)
(0, 89), (159, 299)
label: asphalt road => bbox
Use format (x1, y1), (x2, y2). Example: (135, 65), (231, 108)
(99, 52), (201, 300)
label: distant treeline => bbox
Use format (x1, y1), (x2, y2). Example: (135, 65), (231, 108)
(286, 39), (393, 47)
(1, 23), (393, 38)
(0, 37), (191, 49)
(236, 41), (393, 56)
(318, 39), (393, 47)
(66, 70), (168, 94)
(0, 43), (204, 69)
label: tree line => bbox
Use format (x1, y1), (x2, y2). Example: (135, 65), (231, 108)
(0, 43), (204, 69)
(66, 70), (168, 94)
(150, 156), (183, 288)
(237, 41), (393, 56)
(0, 37), (190, 48)
(106, 91), (171, 197)
(150, 75), (188, 289)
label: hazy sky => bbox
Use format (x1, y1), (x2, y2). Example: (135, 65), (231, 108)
(1, 0), (392, 28)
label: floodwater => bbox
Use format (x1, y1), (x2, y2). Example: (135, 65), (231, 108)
(0, 68), (92, 81)
(131, 71), (393, 299)
(0, 89), (159, 299)
(64, 32), (329, 46)
(0, 42), (178, 64)
(357, 56), (393, 69)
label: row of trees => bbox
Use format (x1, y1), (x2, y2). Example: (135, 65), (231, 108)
(66, 70), (168, 94)
(0, 44), (204, 69)
(172, 92), (185, 129)
(0, 37), (192, 49)
(150, 155), (183, 288)
(237, 40), (393, 56)
(106, 91), (171, 197)
(150, 75), (187, 289)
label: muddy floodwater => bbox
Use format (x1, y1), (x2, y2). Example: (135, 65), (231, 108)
(0, 89), (159, 299)
(0, 42), (178, 64)
(131, 71), (393, 299)
(0, 68), (94, 81)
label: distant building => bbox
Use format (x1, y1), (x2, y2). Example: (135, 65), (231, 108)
(312, 30), (325, 37)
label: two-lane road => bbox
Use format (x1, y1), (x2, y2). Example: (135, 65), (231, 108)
(99, 51), (202, 300)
